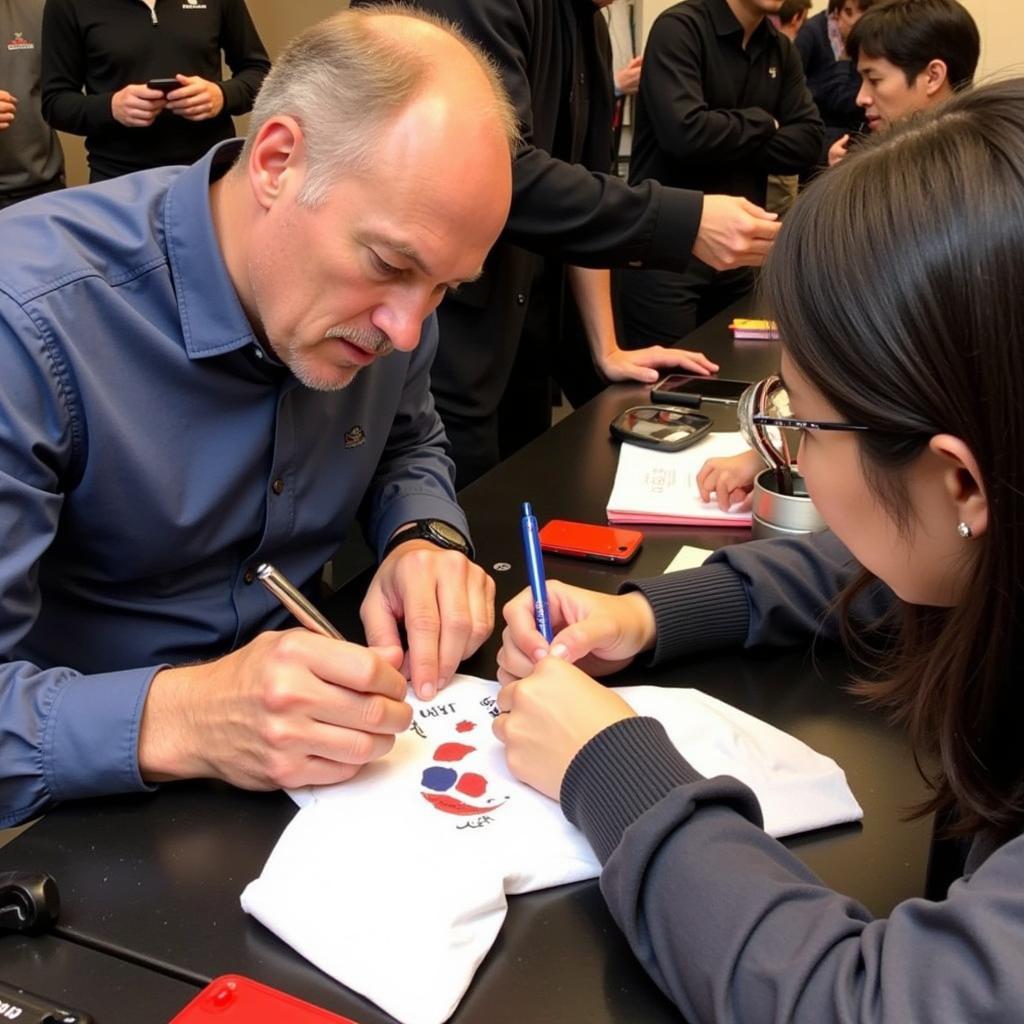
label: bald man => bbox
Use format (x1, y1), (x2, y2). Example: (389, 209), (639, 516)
(0, 8), (516, 826)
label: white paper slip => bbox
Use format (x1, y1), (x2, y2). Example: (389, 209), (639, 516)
(663, 544), (712, 573)
(607, 431), (753, 526)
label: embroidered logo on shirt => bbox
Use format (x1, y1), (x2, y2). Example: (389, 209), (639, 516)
(182, 0), (208, 8)
(769, 66), (778, 79)
(344, 425), (366, 448)
(7, 31), (34, 51)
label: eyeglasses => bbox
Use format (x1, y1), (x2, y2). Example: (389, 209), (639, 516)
(737, 374), (869, 496)
(751, 374), (871, 434)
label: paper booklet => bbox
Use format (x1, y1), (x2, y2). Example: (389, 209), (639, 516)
(606, 431), (754, 527)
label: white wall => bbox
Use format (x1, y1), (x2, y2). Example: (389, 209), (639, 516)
(637, 0), (1021, 81)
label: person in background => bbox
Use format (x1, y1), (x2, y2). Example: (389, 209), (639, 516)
(766, 0), (813, 213)
(618, 0), (822, 346)
(40, 0), (270, 182)
(772, 0), (811, 40)
(796, 0), (876, 162)
(358, 0), (784, 488)
(0, 8), (513, 827)
(496, 77), (1024, 1022)
(829, 0), (980, 165)
(0, 0), (63, 208)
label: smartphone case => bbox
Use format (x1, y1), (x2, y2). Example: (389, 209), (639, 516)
(538, 520), (642, 563)
(170, 975), (360, 1023)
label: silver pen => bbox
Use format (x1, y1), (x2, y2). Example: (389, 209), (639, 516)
(256, 562), (344, 640)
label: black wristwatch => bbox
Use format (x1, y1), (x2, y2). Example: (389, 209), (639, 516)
(380, 519), (474, 561)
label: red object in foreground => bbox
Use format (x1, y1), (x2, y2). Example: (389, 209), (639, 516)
(170, 974), (360, 1023)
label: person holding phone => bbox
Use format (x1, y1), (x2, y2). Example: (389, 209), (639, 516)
(40, 0), (270, 182)
(494, 78), (1024, 1021)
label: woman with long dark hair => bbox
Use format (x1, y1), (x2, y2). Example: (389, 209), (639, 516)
(493, 77), (1024, 1021)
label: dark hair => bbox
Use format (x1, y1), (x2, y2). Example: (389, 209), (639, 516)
(827, 0), (876, 16)
(761, 78), (1024, 840)
(848, 0), (980, 90)
(779, 0), (812, 25)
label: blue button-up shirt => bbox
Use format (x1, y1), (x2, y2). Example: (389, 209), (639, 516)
(0, 142), (467, 826)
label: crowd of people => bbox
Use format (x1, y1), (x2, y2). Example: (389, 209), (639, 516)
(5, 0), (1024, 1020)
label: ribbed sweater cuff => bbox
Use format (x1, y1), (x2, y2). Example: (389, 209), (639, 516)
(560, 716), (704, 865)
(620, 563), (750, 664)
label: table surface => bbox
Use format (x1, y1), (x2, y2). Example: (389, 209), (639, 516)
(0, 305), (934, 1023)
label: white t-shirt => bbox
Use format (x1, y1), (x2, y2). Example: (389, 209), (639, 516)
(242, 675), (861, 1024)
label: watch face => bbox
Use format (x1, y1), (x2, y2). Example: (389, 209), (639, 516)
(428, 520), (467, 548)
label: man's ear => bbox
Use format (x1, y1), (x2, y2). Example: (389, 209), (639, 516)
(929, 434), (988, 539)
(247, 116), (305, 211)
(921, 58), (951, 98)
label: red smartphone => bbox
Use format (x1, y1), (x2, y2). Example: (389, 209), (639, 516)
(170, 975), (360, 1023)
(538, 519), (642, 564)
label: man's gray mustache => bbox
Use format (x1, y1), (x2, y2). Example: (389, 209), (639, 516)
(324, 326), (393, 355)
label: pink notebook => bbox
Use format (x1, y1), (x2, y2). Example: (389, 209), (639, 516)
(606, 432), (754, 528)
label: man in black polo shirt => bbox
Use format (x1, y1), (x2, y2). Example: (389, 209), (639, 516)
(619, 0), (822, 345)
(41, 0), (270, 182)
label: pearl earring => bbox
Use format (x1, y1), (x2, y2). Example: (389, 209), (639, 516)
(957, 522), (973, 539)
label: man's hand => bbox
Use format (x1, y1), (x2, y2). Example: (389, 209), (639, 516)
(497, 580), (657, 683)
(828, 133), (851, 167)
(138, 631), (412, 790)
(493, 657), (636, 801)
(166, 75), (225, 121)
(361, 541), (495, 701)
(692, 195), (781, 270)
(595, 344), (718, 385)
(0, 90), (16, 130)
(111, 83), (166, 127)
(614, 55), (643, 97)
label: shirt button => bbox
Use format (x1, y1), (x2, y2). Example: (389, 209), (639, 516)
(243, 567), (256, 585)
(271, 478), (285, 495)
(515, 292), (526, 305)
(578, 73), (585, 85)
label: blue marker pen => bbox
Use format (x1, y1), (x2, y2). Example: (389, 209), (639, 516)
(520, 501), (553, 643)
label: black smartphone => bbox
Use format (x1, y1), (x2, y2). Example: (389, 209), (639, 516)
(650, 374), (751, 408)
(147, 77), (180, 94)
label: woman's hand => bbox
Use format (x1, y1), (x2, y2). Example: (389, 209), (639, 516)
(493, 656), (636, 800)
(696, 448), (763, 511)
(497, 580), (657, 683)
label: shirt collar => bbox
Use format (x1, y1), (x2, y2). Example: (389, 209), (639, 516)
(708, 0), (774, 53)
(163, 139), (259, 360)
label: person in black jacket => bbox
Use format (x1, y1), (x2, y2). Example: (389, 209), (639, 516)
(618, 0), (823, 347)
(796, 0), (876, 157)
(357, 0), (784, 488)
(41, 0), (270, 182)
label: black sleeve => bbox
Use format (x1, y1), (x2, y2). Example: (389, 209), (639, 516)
(391, 0), (702, 272)
(41, 0), (118, 135)
(217, 0), (271, 116)
(755, 37), (823, 174)
(622, 530), (895, 663)
(794, 20), (817, 74)
(637, 10), (777, 166)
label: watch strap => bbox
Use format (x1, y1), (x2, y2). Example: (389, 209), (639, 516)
(380, 520), (474, 562)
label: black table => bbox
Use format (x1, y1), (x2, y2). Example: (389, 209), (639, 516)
(0, 934), (199, 1021)
(0, 305), (934, 1023)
